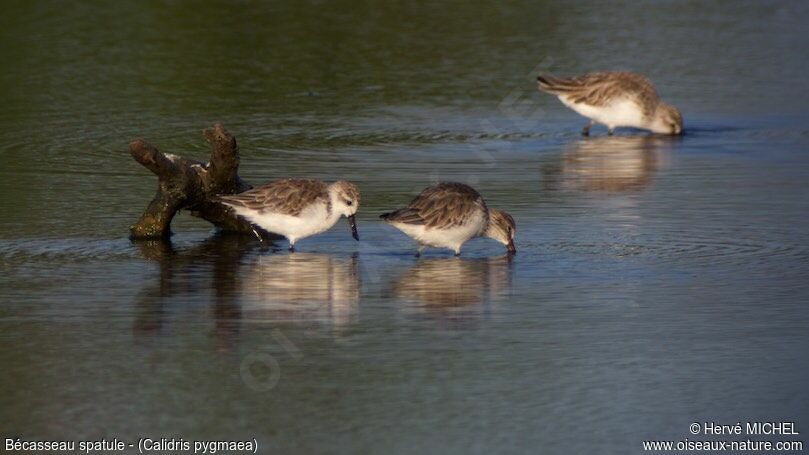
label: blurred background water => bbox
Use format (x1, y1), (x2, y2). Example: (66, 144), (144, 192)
(1, 1), (808, 453)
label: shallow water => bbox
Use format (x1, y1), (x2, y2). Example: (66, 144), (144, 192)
(1, 1), (808, 453)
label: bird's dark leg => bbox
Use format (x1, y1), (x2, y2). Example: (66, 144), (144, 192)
(288, 244), (296, 252)
(415, 244), (425, 258)
(581, 120), (594, 136)
(607, 127), (615, 136)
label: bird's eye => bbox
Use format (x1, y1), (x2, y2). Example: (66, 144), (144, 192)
(345, 199), (353, 206)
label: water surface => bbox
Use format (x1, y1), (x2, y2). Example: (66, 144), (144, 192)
(1, 1), (808, 453)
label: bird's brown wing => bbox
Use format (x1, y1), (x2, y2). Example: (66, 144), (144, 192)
(218, 178), (329, 216)
(382, 182), (487, 229)
(538, 72), (659, 114)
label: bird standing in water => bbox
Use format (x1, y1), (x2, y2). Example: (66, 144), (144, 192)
(537, 71), (683, 136)
(217, 178), (360, 251)
(381, 182), (516, 256)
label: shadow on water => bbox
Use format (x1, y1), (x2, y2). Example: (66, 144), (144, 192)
(541, 135), (674, 192)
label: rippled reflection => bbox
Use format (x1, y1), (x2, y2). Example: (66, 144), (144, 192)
(556, 136), (672, 192)
(391, 255), (513, 315)
(132, 235), (262, 349)
(241, 253), (359, 327)
(133, 237), (361, 342)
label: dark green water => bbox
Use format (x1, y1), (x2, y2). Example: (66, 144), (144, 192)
(1, 1), (808, 453)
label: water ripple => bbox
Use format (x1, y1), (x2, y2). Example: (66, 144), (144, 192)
(552, 234), (809, 266)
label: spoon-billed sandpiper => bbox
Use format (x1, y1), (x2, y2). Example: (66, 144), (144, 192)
(217, 178), (360, 251)
(537, 71), (683, 136)
(381, 182), (516, 256)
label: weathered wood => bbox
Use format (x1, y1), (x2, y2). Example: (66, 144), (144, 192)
(129, 123), (270, 239)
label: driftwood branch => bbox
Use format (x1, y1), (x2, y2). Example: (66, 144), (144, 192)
(129, 123), (269, 239)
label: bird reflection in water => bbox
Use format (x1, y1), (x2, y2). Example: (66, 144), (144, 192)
(132, 237), (361, 350)
(555, 136), (673, 192)
(391, 255), (513, 320)
(240, 253), (359, 328)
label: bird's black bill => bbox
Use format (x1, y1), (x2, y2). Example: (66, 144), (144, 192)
(348, 215), (359, 241)
(507, 239), (516, 254)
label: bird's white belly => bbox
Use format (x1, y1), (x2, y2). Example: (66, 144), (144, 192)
(234, 203), (336, 242)
(560, 96), (646, 129)
(392, 211), (485, 252)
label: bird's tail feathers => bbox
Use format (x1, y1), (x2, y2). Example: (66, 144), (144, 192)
(380, 208), (422, 225)
(537, 73), (580, 94)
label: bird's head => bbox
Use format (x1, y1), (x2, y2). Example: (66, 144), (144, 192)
(650, 103), (683, 135)
(484, 209), (517, 254)
(329, 181), (361, 240)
